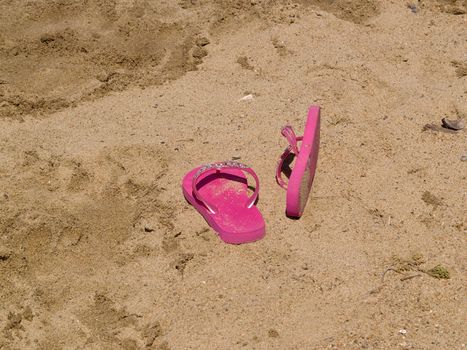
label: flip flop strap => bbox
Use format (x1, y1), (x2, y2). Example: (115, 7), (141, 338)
(192, 161), (260, 214)
(281, 125), (300, 155)
(276, 127), (303, 190)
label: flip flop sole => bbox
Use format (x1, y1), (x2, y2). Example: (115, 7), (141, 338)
(182, 167), (265, 244)
(286, 106), (320, 217)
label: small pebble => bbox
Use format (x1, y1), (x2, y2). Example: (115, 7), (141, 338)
(192, 46), (208, 59)
(0, 248), (11, 261)
(195, 37), (210, 47)
(460, 155), (467, 162)
(238, 94), (254, 101)
(268, 329), (279, 338)
(442, 117), (464, 130)
(40, 34), (55, 44)
(407, 3), (418, 13)
(96, 72), (111, 83)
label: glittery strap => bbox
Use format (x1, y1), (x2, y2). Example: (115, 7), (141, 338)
(276, 128), (303, 190)
(281, 125), (300, 155)
(192, 161), (260, 214)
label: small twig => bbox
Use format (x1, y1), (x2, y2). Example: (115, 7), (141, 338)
(176, 138), (194, 142)
(400, 274), (422, 281)
(381, 267), (402, 283)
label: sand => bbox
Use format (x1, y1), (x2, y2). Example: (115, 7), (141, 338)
(0, 0), (466, 349)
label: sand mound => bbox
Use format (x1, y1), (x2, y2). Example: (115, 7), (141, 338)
(299, 0), (380, 23)
(0, 144), (176, 347)
(0, 0), (388, 121)
(420, 0), (467, 14)
(2, 0), (465, 120)
(0, 0), (211, 120)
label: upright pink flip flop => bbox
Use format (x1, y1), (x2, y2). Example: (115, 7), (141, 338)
(276, 106), (320, 218)
(182, 161), (265, 244)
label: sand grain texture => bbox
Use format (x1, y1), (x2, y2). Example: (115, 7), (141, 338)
(1, 0), (466, 349)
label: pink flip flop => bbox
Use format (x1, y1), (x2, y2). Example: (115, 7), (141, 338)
(182, 161), (265, 244)
(276, 106), (320, 218)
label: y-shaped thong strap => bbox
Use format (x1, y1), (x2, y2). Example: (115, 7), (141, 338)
(192, 161), (260, 214)
(276, 126), (302, 190)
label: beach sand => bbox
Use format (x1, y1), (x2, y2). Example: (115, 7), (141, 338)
(0, 0), (466, 348)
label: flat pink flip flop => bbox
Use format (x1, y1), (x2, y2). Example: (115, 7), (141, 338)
(182, 161), (265, 244)
(276, 106), (320, 218)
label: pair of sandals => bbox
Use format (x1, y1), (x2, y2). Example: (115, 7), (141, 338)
(182, 106), (320, 244)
